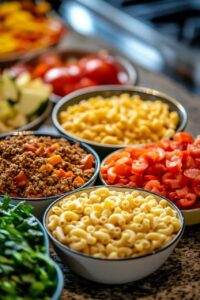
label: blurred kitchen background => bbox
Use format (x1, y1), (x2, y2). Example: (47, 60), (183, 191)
(49, 0), (200, 96)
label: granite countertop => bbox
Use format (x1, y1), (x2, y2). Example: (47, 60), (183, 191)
(42, 31), (200, 300)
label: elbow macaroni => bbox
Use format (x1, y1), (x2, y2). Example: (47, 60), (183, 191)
(46, 188), (181, 259)
(59, 94), (179, 145)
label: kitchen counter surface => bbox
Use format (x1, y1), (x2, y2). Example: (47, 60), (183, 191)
(45, 31), (200, 300)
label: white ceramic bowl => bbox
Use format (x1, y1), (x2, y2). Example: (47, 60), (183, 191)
(43, 186), (184, 284)
(0, 131), (100, 220)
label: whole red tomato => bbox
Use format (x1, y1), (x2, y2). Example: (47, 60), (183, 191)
(79, 54), (120, 84)
(44, 64), (81, 96)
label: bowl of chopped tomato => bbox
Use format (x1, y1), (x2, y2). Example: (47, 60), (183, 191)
(52, 86), (187, 157)
(0, 131), (100, 219)
(11, 49), (138, 102)
(100, 132), (200, 225)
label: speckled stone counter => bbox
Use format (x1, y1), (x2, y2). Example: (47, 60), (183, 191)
(51, 224), (200, 300)
(43, 31), (200, 299)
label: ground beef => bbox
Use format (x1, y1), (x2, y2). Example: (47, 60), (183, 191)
(0, 135), (95, 198)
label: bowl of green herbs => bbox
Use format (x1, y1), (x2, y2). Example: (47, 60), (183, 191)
(0, 196), (64, 300)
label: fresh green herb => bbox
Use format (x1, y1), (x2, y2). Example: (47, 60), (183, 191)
(0, 196), (57, 300)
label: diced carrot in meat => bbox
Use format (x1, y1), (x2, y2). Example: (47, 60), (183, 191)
(73, 176), (85, 186)
(39, 164), (53, 173)
(65, 171), (74, 178)
(49, 143), (60, 152)
(14, 170), (28, 186)
(82, 154), (94, 169)
(53, 169), (74, 178)
(25, 144), (37, 152)
(47, 155), (63, 166)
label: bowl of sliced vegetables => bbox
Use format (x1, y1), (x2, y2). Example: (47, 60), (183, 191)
(100, 132), (200, 225)
(0, 70), (52, 134)
(0, 195), (64, 299)
(13, 48), (138, 102)
(0, 1), (67, 64)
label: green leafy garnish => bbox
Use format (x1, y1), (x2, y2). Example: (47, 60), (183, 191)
(0, 196), (57, 300)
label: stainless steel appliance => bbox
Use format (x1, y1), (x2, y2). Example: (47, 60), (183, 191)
(59, 0), (200, 95)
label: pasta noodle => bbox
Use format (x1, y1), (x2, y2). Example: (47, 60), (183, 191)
(46, 188), (181, 259)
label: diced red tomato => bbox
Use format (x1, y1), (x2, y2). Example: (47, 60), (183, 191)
(166, 150), (182, 172)
(114, 157), (132, 176)
(176, 193), (197, 209)
(192, 175), (200, 196)
(107, 167), (117, 184)
(184, 169), (200, 180)
(188, 144), (200, 158)
(101, 133), (200, 210)
(132, 157), (148, 174)
(173, 132), (194, 144)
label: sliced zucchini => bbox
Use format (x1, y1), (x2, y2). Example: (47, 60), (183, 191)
(1, 71), (19, 102)
(15, 72), (31, 88)
(16, 87), (50, 116)
(0, 101), (16, 121)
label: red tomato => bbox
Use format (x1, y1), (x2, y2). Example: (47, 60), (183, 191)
(105, 151), (130, 164)
(146, 163), (166, 176)
(176, 194), (197, 209)
(79, 55), (120, 84)
(144, 180), (164, 195)
(114, 157), (132, 176)
(144, 175), (160, 181)
(131, 157), (149, 174)
(9, 64), (32, 77)
(166, 150), (182, 172)
(107, 167), (117, 184)
(173, 132), (194, 144)
(184, 169), (200, 180)
(192, 175), (200, 196)
(143, 147), (165, 163)
(44, 65), (81, 96)
(188, 144), (200, 158)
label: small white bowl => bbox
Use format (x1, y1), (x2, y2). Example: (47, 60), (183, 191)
(44, 186), (184, 284)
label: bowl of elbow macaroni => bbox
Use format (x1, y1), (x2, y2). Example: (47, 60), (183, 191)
(52, 86), (187, 157)
(44, 186), (184, 284)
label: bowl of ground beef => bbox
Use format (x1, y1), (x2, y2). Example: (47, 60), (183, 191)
(0, 131), (100, 219)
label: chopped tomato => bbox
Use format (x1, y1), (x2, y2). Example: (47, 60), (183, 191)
(188, 144), (200, 158)
(101, 133), (200, 210)
(107, 167), (117, 184)
(166, 150), (182, 172)
(132, 157), (148, 174)
(146, 163), (166, 176)
(173, 132), (194, 144)
(176, 194), (197, 209)
(114, 157), (132, 176)
(143, 147), (165, 163)
(184, 169), (200, 180)
(192, 175), (200, 196)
